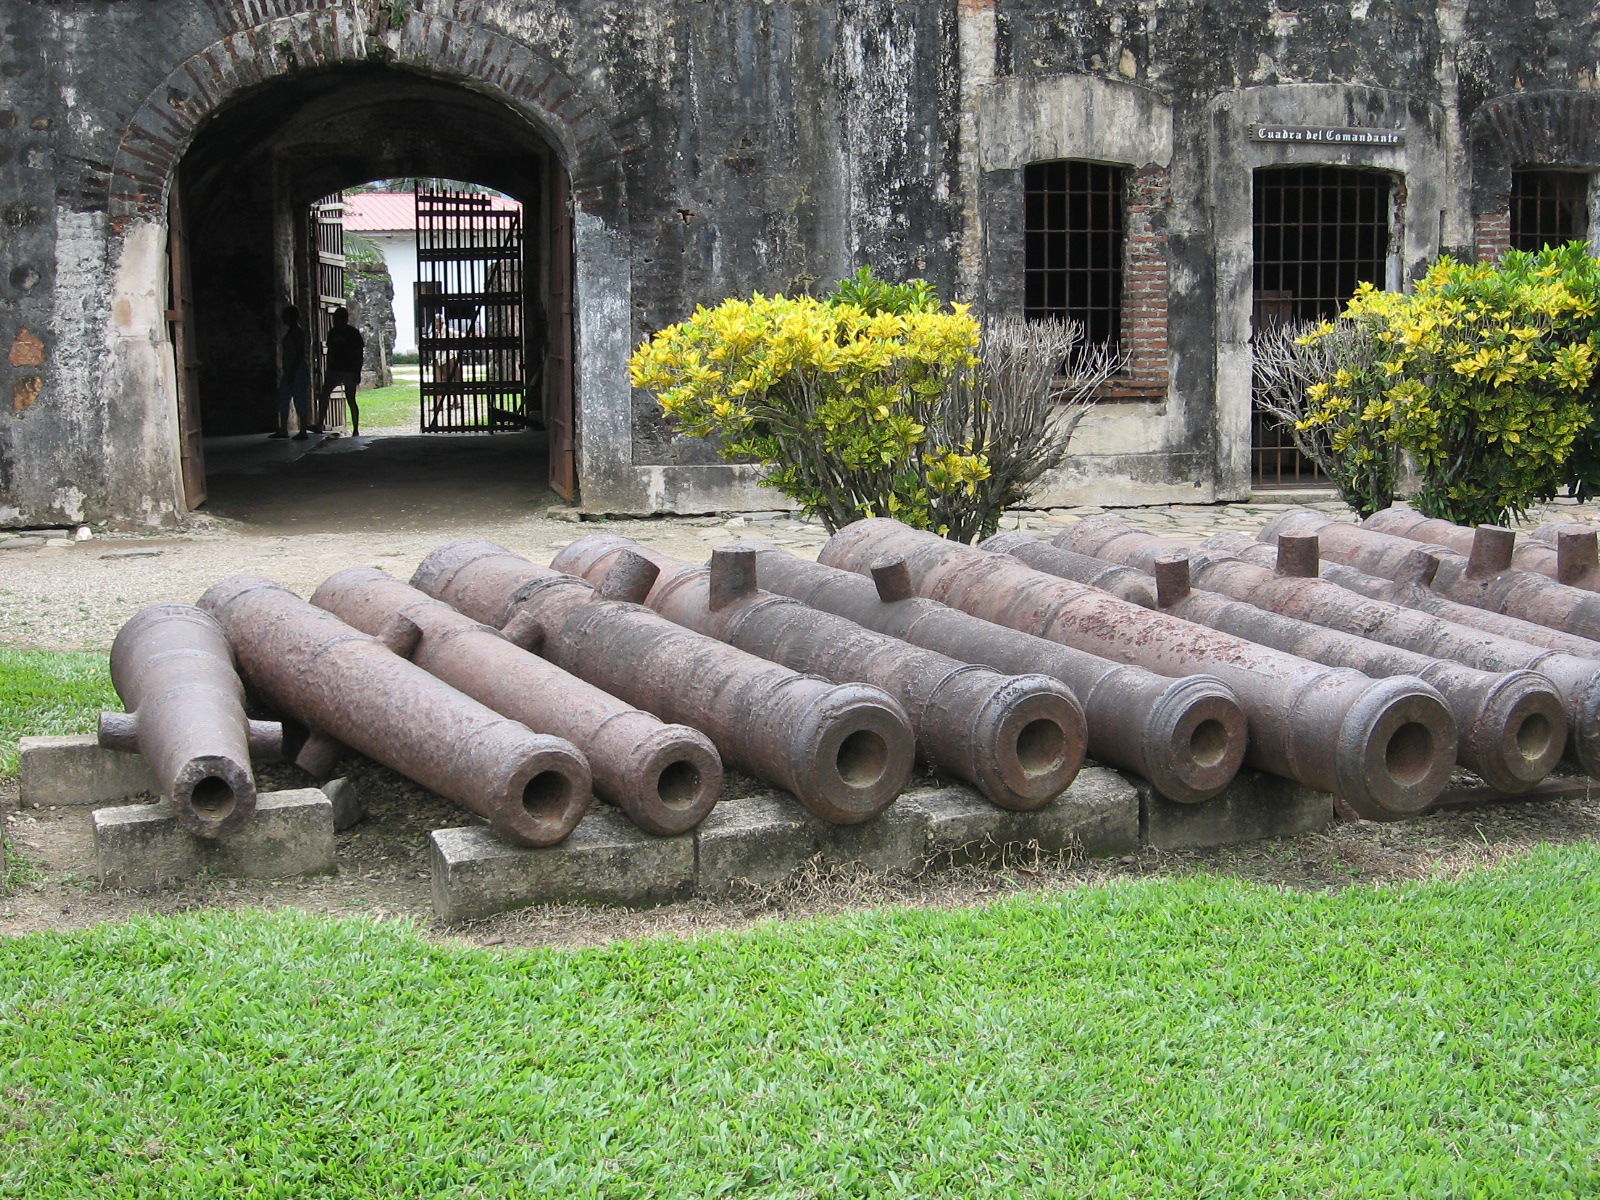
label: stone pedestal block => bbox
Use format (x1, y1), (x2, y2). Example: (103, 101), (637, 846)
(817, 802), (931, 874)
(1141, 769), (1333, 851)
(899, 766), (1139, 863)
(694, 797), (823, 892)
(94, 788), (335, 889)
(430, 809), (695, 923)
(19, 735), (160, 807)
(320, 776), (366, 831)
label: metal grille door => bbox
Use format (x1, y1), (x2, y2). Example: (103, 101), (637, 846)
(415, 187), (526, 433)
(312, 194), (347, 429)
(1251, 166), (1392, 486)
(1511, 170), (1591, 251)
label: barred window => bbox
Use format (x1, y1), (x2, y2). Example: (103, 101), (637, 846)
(1023, 161), (1126, 347)
(1510, 170), (1591, 251)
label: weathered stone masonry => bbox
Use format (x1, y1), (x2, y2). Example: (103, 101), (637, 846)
(3, 1), (1599, 527)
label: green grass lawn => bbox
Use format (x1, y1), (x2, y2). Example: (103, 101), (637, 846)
(4, 845), (1599, 1198)
(0, 647), (117, 779)
(352, 381), (420, 430)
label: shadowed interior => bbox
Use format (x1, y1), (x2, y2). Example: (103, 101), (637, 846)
(1189, 718), (1231, 770)
(1515, 712), (1555, 762)
(188, 775), (237, 820)
(836, 729), (891, 789)
(1016, 718), (1067, 777)
(655, 760), (703, 810)
(1385, 721), (1437, 787)
(521, 770), (574, 819)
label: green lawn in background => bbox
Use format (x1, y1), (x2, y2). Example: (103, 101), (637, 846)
(4, 844), (1599, 1198)
(351, 380), (420, 430)
(0, 647), (117, 779)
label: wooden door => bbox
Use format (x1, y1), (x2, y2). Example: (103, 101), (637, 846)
(167, 182), (206, 509)
(546, 163), (577, 500)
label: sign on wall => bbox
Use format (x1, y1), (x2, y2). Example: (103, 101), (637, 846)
(1249, 124), (1404, 147)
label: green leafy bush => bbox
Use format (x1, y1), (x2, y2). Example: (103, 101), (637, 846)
(631, 269), (1120, 540)
(1297, 243), (1600, 525)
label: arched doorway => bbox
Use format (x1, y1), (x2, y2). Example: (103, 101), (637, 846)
(169, 63), (576, 512)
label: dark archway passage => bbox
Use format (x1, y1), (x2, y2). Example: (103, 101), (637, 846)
(173, 63), (574, 517)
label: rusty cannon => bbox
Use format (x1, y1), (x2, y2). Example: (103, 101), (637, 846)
(1205, 530), (1600, 661)
(198, 574), (593, 847)
(1363, 506), (1600, 591)
(821, 518), (1458, 819)
(548, 534), (1089, 812)
(1015, 524), (1571, 793)
(411, 541), (915, 824)
(1260, 509), (1600, 642)
(97, 602), (283, 839)
(705, 540), (1249, 805)
(310, 566), (722, 836)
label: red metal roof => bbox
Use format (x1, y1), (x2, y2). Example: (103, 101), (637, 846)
(340, 191), (521, 232)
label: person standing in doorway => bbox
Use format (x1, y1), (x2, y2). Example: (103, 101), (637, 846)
(273, 304), (313, 440)
(316, 306), (366, 437)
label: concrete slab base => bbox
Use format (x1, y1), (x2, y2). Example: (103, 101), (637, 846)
(19, 735), (159, 807)
(94, 788), (336, 889)
(1140, 769), (1334, 851)
(429, 767), (1144, 918)
(431, 809), (696, 923)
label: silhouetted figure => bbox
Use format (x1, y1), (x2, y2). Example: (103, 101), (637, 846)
(316, 306), (366, 437)
(273, 305), (312, 440)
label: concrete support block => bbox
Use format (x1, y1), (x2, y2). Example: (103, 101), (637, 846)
(94, 788), (335, 889)
(320, 776), (366, 831)
(430, 809), (695, 923)
(817, 802), (931, 874)
(19, 735), (159, 808)
(694, 797), (823, 892)
(1141, 769), (1334, 851)
(898, 766), (1140, 863)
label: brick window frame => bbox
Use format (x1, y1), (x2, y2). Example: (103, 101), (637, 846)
(1019, 160), (1170, 401)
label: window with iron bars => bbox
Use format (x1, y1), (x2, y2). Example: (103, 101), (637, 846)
(1023, 161), (1126, 349)
(1510, 169), (1592, 252)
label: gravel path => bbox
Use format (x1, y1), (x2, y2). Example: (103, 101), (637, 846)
(3, 489), (1598, 651)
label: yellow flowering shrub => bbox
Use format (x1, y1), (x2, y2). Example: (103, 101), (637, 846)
(1299, 243), (1600, 525)
(631, 274), (992, 535)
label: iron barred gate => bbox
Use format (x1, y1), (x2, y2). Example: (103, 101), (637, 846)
(414, 186), (527, 433)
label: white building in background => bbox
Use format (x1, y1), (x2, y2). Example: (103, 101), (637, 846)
(341, 191), (523, 355)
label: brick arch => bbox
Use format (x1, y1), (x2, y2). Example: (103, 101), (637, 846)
(93, 8), (626, 230)
(1469, 90), (1600, 210)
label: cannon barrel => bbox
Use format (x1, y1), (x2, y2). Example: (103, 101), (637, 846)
(310, 567), (722, 836)
(411, 542), (914, 824)
(197, 574), (592, 847)
(548, 534), (1088, 812)
(1365, 507), (1600, 591)
(1206, 530), (1600, 660)
(1260, 509), (1600, 641)
(98, 603), (280, 839)
(717, 540), (1248, 804)
(1029, 523), (1572, 791)
(821, 519), (1458, 819)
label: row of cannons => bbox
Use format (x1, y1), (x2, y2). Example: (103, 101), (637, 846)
(100, 505), (1600, 854)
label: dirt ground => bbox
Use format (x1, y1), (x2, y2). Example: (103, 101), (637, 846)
(6, 435), (1600, 949)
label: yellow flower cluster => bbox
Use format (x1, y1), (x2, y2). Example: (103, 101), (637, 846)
(628, 288), (987, 529)
(1296, 243), (1600, 524)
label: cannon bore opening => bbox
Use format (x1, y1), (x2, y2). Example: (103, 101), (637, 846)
(521, 770), (575, 820)
(1015, 718), (1068, 778)
(1190, 718), (1232, 770)
(654, 760), (704, 811)
(188, 775), (238, 820)
(1515, 712), (1556, 762)
(1384, 721), (1438, 788)
(836, 729), (891, 789)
